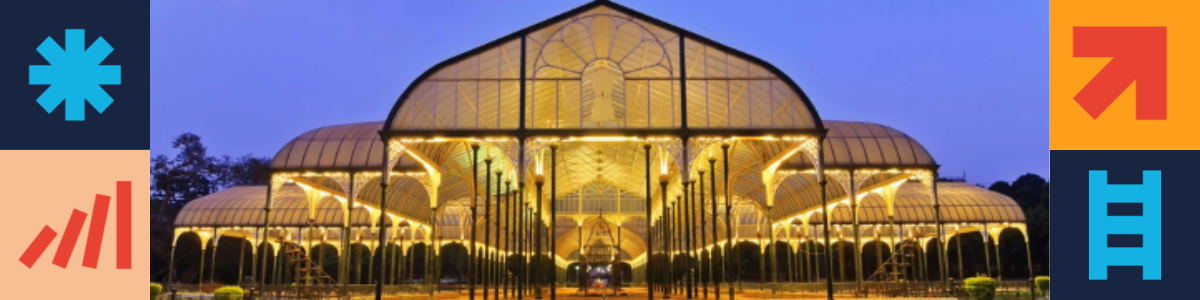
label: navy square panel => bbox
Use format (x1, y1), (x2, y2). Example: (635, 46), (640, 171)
(0, 0), (148, 150)
(1053, 150), (1200, 296)
(1107, 203), (1143, 216)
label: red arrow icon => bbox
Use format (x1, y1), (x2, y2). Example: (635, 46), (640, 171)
(1073, 27), (1166, 120)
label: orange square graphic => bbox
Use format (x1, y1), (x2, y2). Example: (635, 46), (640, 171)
(1051, 0), (1200, 149)
(0, 150), (146, 299)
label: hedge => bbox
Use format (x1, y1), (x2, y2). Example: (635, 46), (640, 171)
(214, 286), (244, 300)
(1035, 276), (1049, 293)
(151, 283), (163, 300)
(964, 276), (997, 300)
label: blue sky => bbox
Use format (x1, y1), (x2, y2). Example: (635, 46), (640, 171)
(150, 0), (1048, 185)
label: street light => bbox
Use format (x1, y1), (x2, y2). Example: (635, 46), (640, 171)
(534, 159), (545, 300)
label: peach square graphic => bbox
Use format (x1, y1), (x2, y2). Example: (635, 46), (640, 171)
(0, 150), (146, 299)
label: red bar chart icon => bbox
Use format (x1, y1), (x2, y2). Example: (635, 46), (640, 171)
(18, 181), (131, 269)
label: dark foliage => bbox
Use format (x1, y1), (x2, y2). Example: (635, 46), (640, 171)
(988, 173), (1049, 277)
(150, 133), (272, 283)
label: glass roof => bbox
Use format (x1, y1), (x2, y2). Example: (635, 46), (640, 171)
(175, 180), (1020, 257)
(809, 182), (1026, 224)
(384, 2), (821, 132)
(175, 185), (392, 228)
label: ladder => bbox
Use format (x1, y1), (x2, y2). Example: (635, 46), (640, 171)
(286, 244), (334, 286)
(867, 241), (916, 282)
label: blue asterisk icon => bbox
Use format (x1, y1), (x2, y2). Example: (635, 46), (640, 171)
(29, 29), (121, 121)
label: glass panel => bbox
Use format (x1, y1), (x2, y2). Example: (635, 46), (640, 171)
(525, 7), (680, 130)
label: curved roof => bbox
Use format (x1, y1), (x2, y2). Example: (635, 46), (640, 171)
(811, 181), (1025, 224)
(270, 122), (384, 171)
(818, 121), (936, 167)
(173, 181), (1020, 255)
(175, 185), (392, 228)
(267, 120), (932, 214)
(744, 121), (936, 171)
(269, 121), (472, 173)
(714, 120), (935, 218)
(262, 119), (939, 240)
(383, 1), (823, 133)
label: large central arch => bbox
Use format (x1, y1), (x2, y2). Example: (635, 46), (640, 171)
(382, 1), (824, 136)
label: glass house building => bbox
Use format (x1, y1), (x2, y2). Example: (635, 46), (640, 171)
(166, 1), (1034, 299)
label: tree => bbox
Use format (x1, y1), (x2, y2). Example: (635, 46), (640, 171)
(150, 132), (272, 283)
(151, 133), (219, 209)
(214, 154), (272, 187)
(987, 181), (1011, 196)
(988, 173), (1049, 276)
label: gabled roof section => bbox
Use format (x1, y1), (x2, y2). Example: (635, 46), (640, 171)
(384, 0), (823, 133)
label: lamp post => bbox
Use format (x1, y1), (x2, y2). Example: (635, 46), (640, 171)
(698, 166), (708, 299)
(688, 178), (697, 300)
(470, 143), (480, 300)
(514, 178), (524, 300)
(484, 153), (494, 300)
(660, 173), (670, 300)
(708, 153), (719, 300)
(644, 143), (654, 300)
(501, 173), (510, 298)
(721, 142), (734, 300)
(535, 163), (545, 300)
(550, 143), (559, 300)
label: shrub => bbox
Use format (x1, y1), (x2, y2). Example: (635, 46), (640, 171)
(1035, 276), (1049, 293)
(964, 276), (997, 300)
(151, 283), (163, 300)
(214, 286), (244, 300)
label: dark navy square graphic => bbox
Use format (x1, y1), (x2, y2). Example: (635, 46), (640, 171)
(1053, 150), (1200, 297)
(0, 0), (148, 149)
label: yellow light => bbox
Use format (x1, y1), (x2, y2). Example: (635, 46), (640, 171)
(659, 150), (669, 176)
(535, 155), (544, 175)
(567, 136), (637, 142)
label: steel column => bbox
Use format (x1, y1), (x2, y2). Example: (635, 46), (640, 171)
(375, 139), (389, 300)
(259, 178), (273, 293)
(535, 175), (544, 300)
(721, 143), (733, 300)
(698, 169), (708, 299)
(485, 156), (494, 300)
(470, 144), (479, 300)
(708, 157), (719, 300)
(686, 181), (694, 300)
(645, 143), (654, 300)
(550, 144), (558, 300)
(984, 226), (992, 278)
(817, 139), (833, 300)
(661, 179), (671, 299)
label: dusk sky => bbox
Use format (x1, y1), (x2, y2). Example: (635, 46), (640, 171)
(150, 0), (1049, 185)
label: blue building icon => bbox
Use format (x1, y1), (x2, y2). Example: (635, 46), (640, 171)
(1088, 170), (1161, 280)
